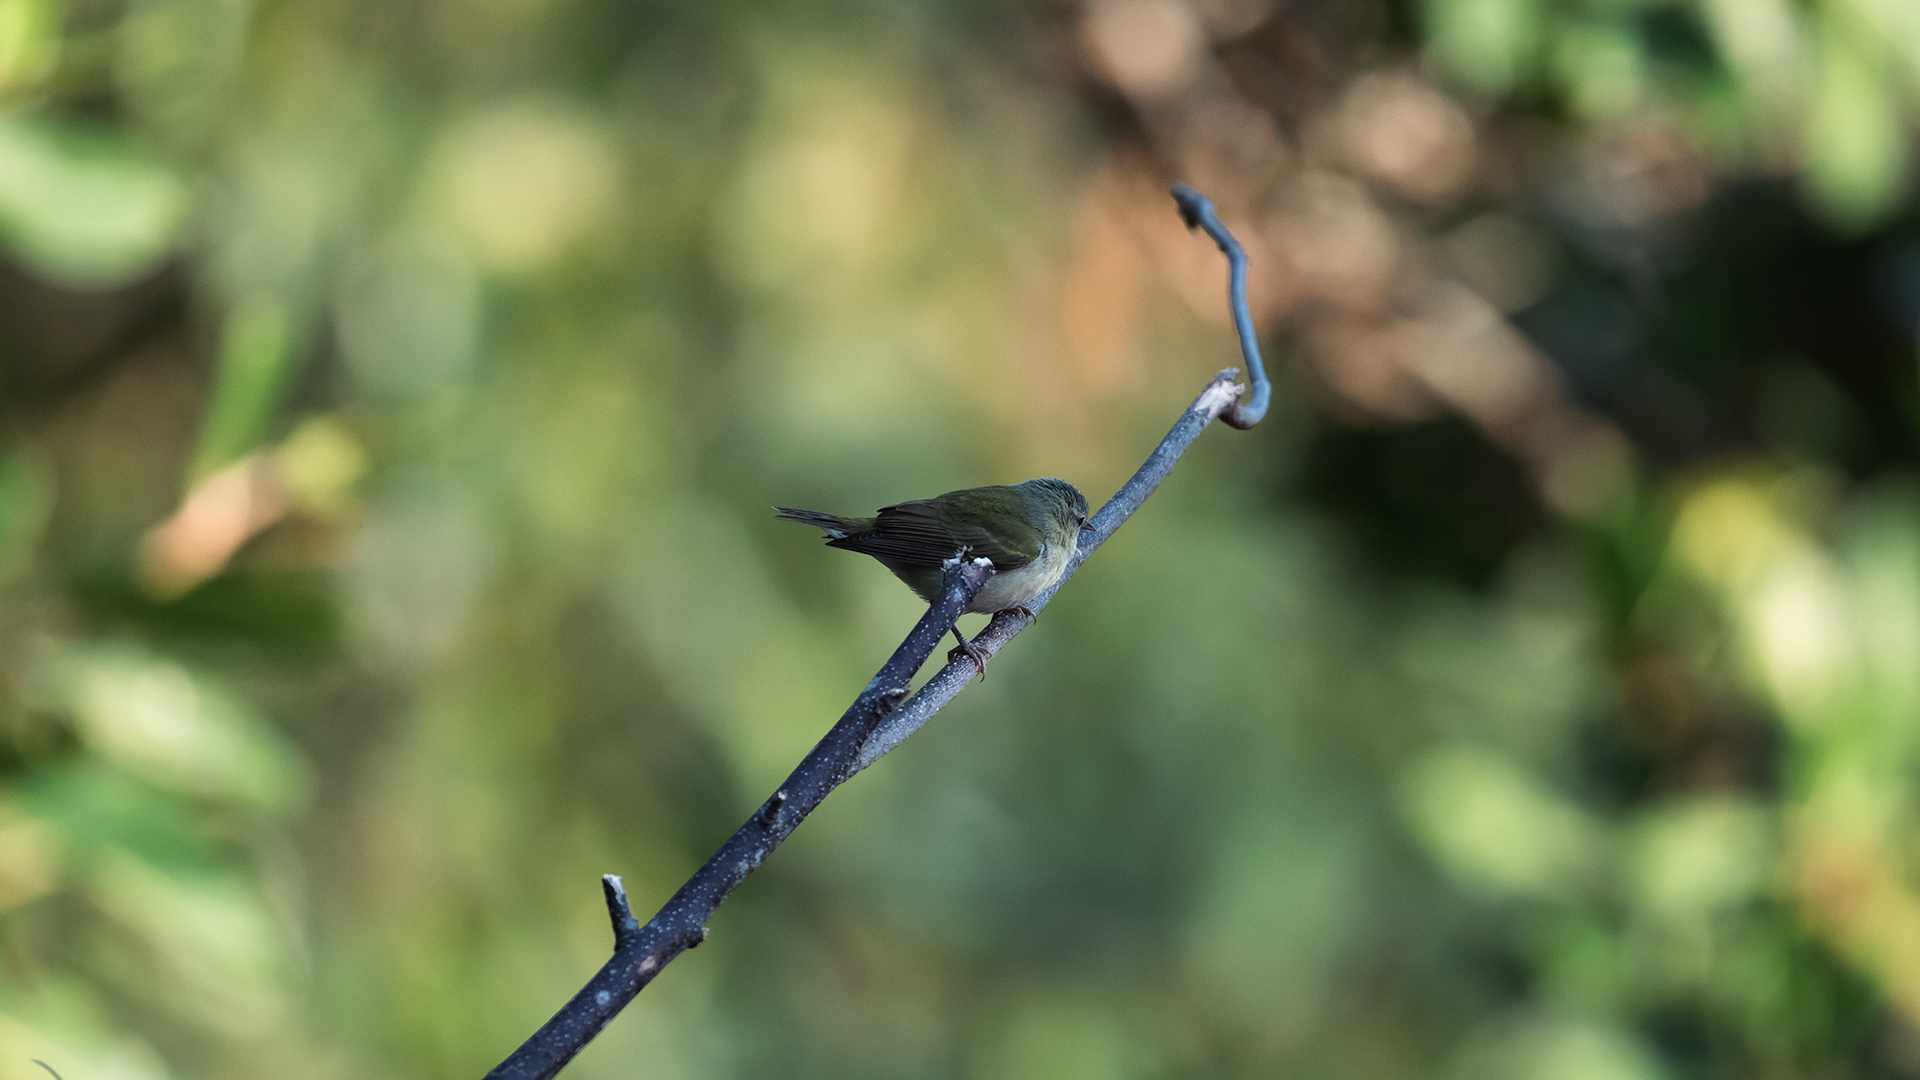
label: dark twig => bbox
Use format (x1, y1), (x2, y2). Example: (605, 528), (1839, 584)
(486, 555), (997, 1080)
(1170, 183), (1269, 430)
(482, 185), (1265, 1078)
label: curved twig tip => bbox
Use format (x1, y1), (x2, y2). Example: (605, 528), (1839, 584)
(1167, 184), (1270, 430)
(1171, 182), (1206, 229)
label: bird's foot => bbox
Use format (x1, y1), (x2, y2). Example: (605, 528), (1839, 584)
(948, 629), (990, 680)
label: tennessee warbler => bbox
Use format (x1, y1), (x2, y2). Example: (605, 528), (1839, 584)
(775, 477), (1091, 669)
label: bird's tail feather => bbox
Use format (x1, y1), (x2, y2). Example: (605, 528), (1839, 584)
(773, 507), (868, 539)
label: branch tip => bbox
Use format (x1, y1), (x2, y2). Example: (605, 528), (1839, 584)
(1170, 182), (1205, 230)
(1196, 379), (1244, 415)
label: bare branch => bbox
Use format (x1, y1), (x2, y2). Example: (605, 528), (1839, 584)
(485, 556), (997, 1080)
(482, 184), (1267, 1079)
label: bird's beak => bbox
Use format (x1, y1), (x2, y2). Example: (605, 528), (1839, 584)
(1079, 521), (1096, 532)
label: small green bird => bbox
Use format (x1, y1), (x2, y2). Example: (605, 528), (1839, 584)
(775, 477), (1091, 669)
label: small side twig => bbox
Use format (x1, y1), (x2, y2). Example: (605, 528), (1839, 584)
(483, 183), (1268, 1079)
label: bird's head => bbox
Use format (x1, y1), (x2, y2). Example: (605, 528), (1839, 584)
(1014, 477), (1090, 539)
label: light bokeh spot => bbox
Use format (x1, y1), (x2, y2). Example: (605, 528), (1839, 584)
(434, 99), (618, 273)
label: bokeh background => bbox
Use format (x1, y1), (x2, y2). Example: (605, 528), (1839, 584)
(2, 0), (1920, 1076)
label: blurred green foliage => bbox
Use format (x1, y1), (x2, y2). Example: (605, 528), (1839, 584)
(0, 0), (1918, 1078)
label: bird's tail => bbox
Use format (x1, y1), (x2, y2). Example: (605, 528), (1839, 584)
(773, 507), (869, 539)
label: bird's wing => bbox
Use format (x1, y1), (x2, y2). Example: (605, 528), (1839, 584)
(830, 492), (1040, 571)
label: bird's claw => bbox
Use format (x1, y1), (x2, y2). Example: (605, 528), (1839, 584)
(948, 636), (990, 680)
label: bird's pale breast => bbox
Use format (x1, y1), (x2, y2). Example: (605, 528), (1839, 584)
(968, 538), (1072, 613)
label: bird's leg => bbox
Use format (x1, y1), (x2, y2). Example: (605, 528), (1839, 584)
(949, 605), (1046, 676)
(947, 623), (989, 679)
